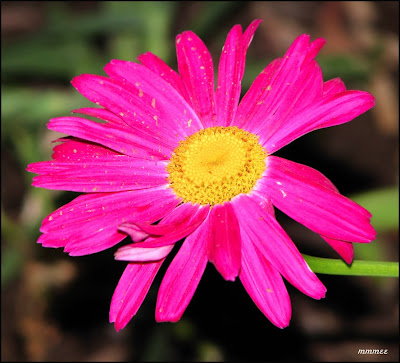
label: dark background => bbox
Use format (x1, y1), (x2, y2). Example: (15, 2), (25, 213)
(1, 1), (398, 361)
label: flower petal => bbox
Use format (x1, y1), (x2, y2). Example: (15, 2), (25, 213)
(110, 261), (164, 331)
(303, 38), (326, 64)
(253, 151), (353, 265)
(28, 157), (168, 192)
(322, 77), (346, 96)
(138, 51), (191, 103)
(104, 60), (203, 136)
(239, 229), (291, 328)
(215, 20), (262, 126)
(114, 244), (174, 262)
(37, 187), (179, 256)
(121, 204), (210, 248)
(71, 107), (125, 126)
(47, 116), (171, 159)
(256, 60), (323, 143)
(176, 31), (216, 128)
(71, 74), (185, 148)
(125, 202), (206, 236)
(321, 236), (354, 265)
(232, 58), (281, 130)
(232, 194), (326, 299)
(258, 156), (376, 243)
(156, 216), (209, 322)
(51, 137), (121, 161)
(264, 90), (375, 153)
(234, 35), (324, 141)
(118, 223), (149, 242)
(207, 202), (241, 281)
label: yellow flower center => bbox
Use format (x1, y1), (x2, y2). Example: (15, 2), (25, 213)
(166, 126), (267, 206)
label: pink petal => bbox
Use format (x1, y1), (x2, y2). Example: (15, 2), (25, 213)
(156, 216), (209, 322)
(234, 35), (324, 140)
(248, 192), (276, 216)
(321, 236), (354, 265)
(232, 194), (326, 299)
(114, 244), (174, 262)
(322, 77), (346, 96)
(121, 204), (210, 248)
(114, 205), (207, 258)
(251, 152), (352, 265)
(207, 203), (241, 281)
(240, 19), (264, 73)
(28, 157), (168, 192)
(258, 156), (376, 243)
(255, 60), (323, 142)
(49, 137), (121, 161)
(215, 20), (262, 126)
(71, 107), (125, 126)
(126, 202), (205, 236)
(104, 60), (203, 136)
(303, 38), (326, 64)
(233, 58), (282, 130)
(117, 223), (149, 242)
(215, 24), (242, 127)
(176, 31), (216, 128)
(138, 51), (191, 104)
(110, 261), (164, 331)
(239, 229), (291, 328)
(250, 153), (353, 264)
(47, 116), (171, 159)
(264, 90), (375, 154)
(37, 188), (179, 256)
(71, 74), (186, 147)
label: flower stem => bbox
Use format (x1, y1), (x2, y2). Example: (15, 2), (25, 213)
(302, 254), (399, 277)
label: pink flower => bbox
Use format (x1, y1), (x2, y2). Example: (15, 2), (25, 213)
(27, 19), (376, 330)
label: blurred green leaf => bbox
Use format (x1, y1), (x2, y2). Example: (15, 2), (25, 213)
(101, 2), (177, 62)
(2, 39), (105, 80)
(42, 3), (145, 40)
(135, 1), (175, 60)
(1, 210), (26, 286)
(108, 32), (141, 61)
(190, 1), (247, 39)
(318, 54), (371, 83)
(350, 186), (399, 232)
(353, 236), (386, 262)
(1, 2), (154, 79)
(2, 87), (92, 128)
(1, 246), (23, 287)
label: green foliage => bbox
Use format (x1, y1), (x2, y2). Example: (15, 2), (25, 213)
(351, 186), (399, 232)
(318, 54), (371, 83)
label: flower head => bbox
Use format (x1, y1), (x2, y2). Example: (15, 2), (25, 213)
(27, 19), (376, 330)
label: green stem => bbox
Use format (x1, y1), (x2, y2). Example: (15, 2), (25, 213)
(302, 254), (399, 277)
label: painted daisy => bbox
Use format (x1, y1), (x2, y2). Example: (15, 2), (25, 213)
(27, 19), (376, 330)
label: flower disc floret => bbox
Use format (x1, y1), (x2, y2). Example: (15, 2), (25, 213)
(167, 126), (267, 205)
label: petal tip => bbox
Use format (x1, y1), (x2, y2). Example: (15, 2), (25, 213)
(155, 308), (181, 323)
